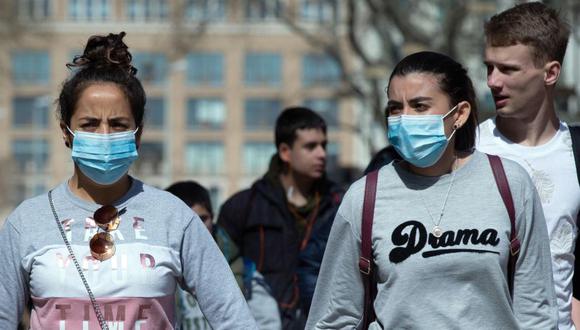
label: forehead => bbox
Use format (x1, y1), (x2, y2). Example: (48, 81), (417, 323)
(294, 128), (326, 143)
(484, 43), (536, 66)
(72, 83), (132, 118)
(191, 204), (211, 216)
(387, 73), (443, 100)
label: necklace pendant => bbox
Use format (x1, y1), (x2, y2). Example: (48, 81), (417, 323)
(432, 226), (443, 238)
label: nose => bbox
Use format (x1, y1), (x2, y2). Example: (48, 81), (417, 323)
(487, 67), (502, 91)
(96, 124), (112, 134)
(317, 145), (327, 160)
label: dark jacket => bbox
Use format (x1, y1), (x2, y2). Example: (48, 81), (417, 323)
(217, 156), (343, 327)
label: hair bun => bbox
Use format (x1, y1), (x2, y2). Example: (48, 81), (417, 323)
(67, 32), (137, 75)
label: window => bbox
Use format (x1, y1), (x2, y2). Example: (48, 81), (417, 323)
(245, 99), (282, 130)
(11, 51), (50, 85)
(17, 0), (50, 20)
(300, 0), (338, 23)
(187, 99), (225, 130)
(126, 0), (168, 21)
(302, 54), (341, 87)
(11, 139), (50, 172)
(244, 53), (282, 86)
(69, 0), (110, 21)
(185, 0), (225, 21)
(145, 98), (164, 129)
(132, 52), (167, 84)
(243, 142), (276, 174)
(304, 98), (339, 128)
(133, 141), (164, 174)
(245, 0), (282, 21)
(185, 142), (224, 174)
(12, 96), (50, 128)
(187, 53), (224, 86)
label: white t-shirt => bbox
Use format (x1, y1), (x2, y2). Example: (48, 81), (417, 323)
(477, 118), (580, 330)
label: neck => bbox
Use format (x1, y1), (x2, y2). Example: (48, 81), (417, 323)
(408, 146), (457, 177)
(279, 171), (316, 207)
(407, 146), (473, 177)
(495, 98), (559, 146)
(69, 168), (132, 205)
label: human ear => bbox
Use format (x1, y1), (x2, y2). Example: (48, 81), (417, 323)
(278, 143), (292, 164)
(135, 124), (143, 149)
(544, 61), (561, 86)
(60, 121), (72, 149)
(453, 101), (471, 129)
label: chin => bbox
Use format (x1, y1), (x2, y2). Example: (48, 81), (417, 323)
(495, 107), (517, 118)
(310, 171), (325, 180)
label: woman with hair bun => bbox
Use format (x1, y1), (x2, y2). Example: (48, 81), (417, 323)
(0, 32), (257, 330)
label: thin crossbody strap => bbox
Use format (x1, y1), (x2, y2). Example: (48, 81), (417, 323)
(48, 190), (109, 330)
(487, 154), (520, 298)
(359, 170), (378, 329)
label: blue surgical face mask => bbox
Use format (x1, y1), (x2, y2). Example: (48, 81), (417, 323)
(68, 127), (139, 185)
(387, 105), (458, 168)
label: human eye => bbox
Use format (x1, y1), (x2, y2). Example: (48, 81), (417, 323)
(386, 104), (401, 116)
(110, 119), (130, 132)
(305, 143), (317, 151)
(499, 65), (518, 74)
(79, 120), (99, 131)
(485, 64), (494, 76)
(414, 103), (429, 112)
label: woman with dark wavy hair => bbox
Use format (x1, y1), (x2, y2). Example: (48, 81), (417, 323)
(0, 32), (256, 330)
(307, 51), (557, 329)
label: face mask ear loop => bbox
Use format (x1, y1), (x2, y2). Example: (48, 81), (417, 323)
(443, 104), (459, 120)
(447, 126), (458, 142)
(66, 126), (76, 137)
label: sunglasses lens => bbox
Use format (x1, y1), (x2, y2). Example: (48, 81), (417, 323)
(94, 205), (118, 225)
(89, 232), (115, 261)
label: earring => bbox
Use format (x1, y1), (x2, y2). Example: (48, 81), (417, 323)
(453, 123), (460, 130)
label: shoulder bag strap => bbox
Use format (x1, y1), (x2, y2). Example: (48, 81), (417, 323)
(487, 154), (520, 298)
(569, 124), (580, 187)
(359, 170), (378, 329)
(48, 190), (110, 330)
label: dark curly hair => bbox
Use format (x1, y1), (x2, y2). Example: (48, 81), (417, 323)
(58, 32), (146, 127)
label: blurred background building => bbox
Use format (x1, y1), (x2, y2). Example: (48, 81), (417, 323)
(0, 0), (578, 220)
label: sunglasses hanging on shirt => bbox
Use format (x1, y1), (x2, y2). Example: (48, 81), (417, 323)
(90, 205), (126, 261)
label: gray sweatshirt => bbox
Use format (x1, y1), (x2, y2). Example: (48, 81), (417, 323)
(306, 151), (557, 330)
(0, 178), (257, 329)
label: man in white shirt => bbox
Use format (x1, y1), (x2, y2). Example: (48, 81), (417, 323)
(476, 2), (580, 329)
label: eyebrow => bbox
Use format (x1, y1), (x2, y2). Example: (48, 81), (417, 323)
(483, 60), (521, 69)
(387, 96), (433, 106)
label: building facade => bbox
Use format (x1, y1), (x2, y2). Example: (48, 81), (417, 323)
(0, 0), (358, 211)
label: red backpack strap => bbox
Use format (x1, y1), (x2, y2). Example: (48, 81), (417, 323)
(487, 154), (520, 298)
(360, 170), (378, 328)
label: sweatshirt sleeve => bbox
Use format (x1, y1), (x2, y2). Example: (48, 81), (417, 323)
(0, 219), (28, 329)
(512, 178), (558, 329)
(306, 194), (365, 329)
(180, 216), (257, 330)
